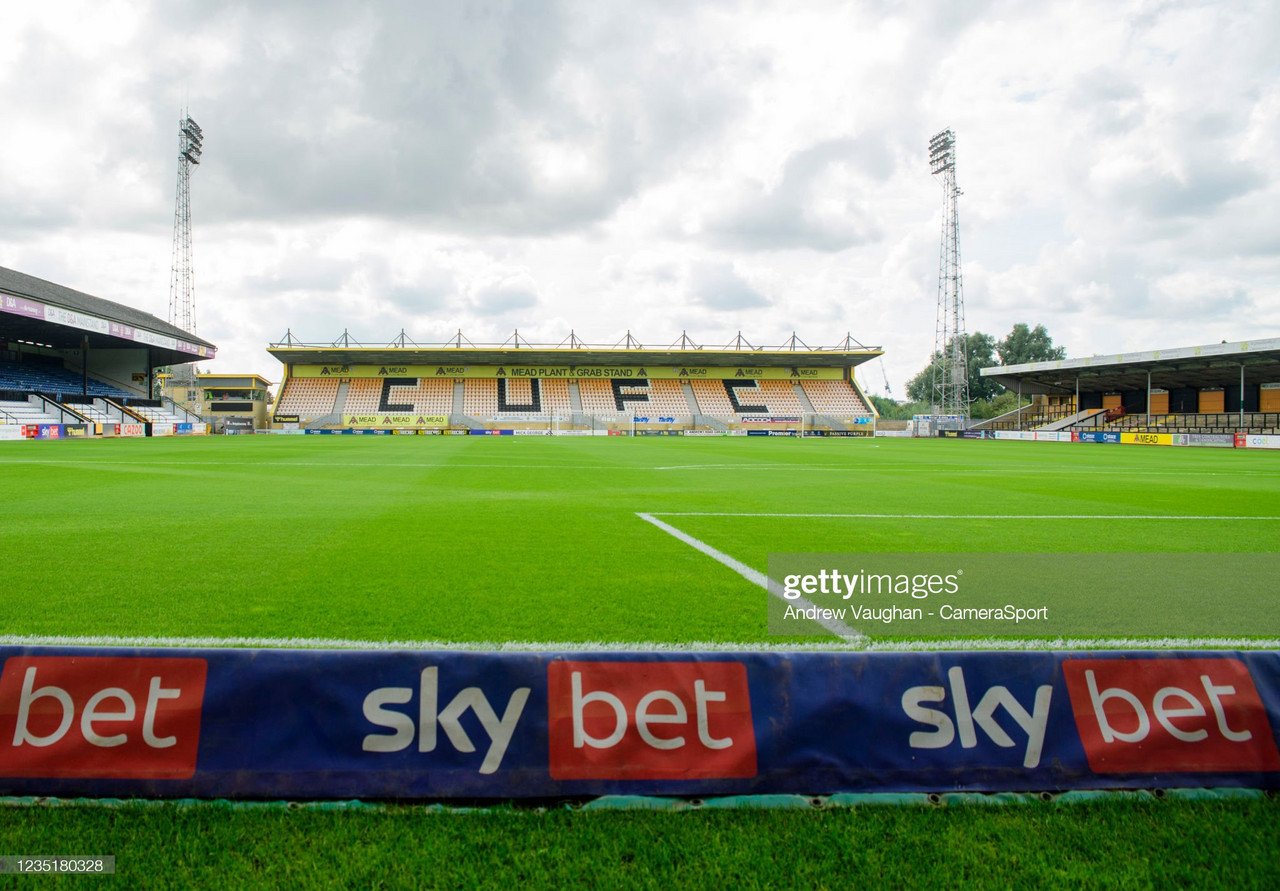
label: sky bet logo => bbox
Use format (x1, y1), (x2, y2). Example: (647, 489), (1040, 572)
(0, 656), (207, 779)
(902, 666), (1053, 768)
(360, 662), (755, 779)
(361, 667), (530, 775)
(547, 661), (757, 780)
(1063, 658), (1280, 773)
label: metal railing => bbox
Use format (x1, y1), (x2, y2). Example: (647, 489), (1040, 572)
(1101, 411), (1280, 434)
(269, 328), (881, 353)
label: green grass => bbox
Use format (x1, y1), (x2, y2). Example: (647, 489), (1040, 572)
(1, 797), (1277, 890)
(0, 436), (1277, 644)
(1, 435), (1278, 888)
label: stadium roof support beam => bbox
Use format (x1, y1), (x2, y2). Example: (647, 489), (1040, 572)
(781, 332), (811, 351)
(670, 331), (702, 351)
(613, 330), (644, 350)
(835, 333), (870, 351)
(557, 330), (587, 350)
(501, 329), (533, 349)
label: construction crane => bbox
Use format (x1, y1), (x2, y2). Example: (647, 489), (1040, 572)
(878, 357), (893, 397)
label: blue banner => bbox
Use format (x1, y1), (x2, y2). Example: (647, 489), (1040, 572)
(0, 647), (1276, 799)
(1077, 431), (1121, 443)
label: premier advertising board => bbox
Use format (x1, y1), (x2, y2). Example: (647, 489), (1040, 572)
(0, 647), (1276, 799)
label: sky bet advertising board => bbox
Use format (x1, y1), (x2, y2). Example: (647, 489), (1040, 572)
(0, 647), (1277, 799)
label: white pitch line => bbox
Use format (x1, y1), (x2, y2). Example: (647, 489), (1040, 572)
(649, 512), (1280, 520)
(635, 512), (864, 642)
(2, 633), (1277, 652)
(0, 460), (627, 470)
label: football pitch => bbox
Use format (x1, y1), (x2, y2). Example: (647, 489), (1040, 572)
(0, 435), (1277, 888)
(0, 434), (1277, 648)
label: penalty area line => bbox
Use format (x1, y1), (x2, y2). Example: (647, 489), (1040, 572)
(635, 512), (865, 643)
(648, 512), (1280, 520)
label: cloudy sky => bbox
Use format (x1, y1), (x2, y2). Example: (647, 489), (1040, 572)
(1, 0), (1277, 394)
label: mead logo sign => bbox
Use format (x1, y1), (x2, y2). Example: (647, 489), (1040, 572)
(547, 661), (756, 780)
(0, 656), (207, 779)
(1063, 658), (1280, 774)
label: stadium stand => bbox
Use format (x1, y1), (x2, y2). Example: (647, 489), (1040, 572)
(1103, 412), (1280, 435)
(463, 378), (499, 416)
(343, 377), (452, 415)
(537, 379), (573, 417)
(755, 380), (805, 414)
(576, 379), (626, 417)
(690, 379), (784, 416)
(0, 397), (63, 426)
(124, 401), (196, 428)
(263, 333), (883, 432)
(0, 358), (131, 399)
(688, 380), (736, 416)
(629, 379), (691, 417)
(568, 378), (687, 418)
(343, 379), (385, 414)
(801, 379), (870, 415)
(57, 397), (115, 425)
(275, 377), (340, 418)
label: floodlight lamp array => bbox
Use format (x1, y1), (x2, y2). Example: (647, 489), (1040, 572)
(181, 117), (203, 164)
(928, 129), (955, 174)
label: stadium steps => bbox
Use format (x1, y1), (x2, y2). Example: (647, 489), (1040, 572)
(1040, 409), (1103, 431)
(305, 381), (352, 428)
(163, 397), (202, 424)
(103, 399), (149, 424)
(333, 380), (351, 416)
(451, 414), (485, 429)
(568, 380), (584, 413)
(0, 397), (62, 426)
(33, 393), (93, 425)
(791, 380), (818, 415)
(452, 379), (466, 415)
(679, 380), (700, 415)
(693, 414), (729, 432)
(91, 398), (134, 425)
(968, 404), (1064, 431)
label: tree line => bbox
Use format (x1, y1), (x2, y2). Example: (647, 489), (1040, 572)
(870, 323), (1066, 421)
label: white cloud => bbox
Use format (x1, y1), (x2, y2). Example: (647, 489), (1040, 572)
(0, 0), (1276, 396)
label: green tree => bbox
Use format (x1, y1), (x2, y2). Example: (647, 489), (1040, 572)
(906, 332), (999, 404)
(967, 389), (1030, 420)
(997, 323), (1066, 366)
(867, 393), (929, 420)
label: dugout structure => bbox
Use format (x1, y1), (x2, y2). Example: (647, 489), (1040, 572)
(268, 334), (882, 435)
(977, 337), (1280, 434)
(171, 373), (274, 433)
